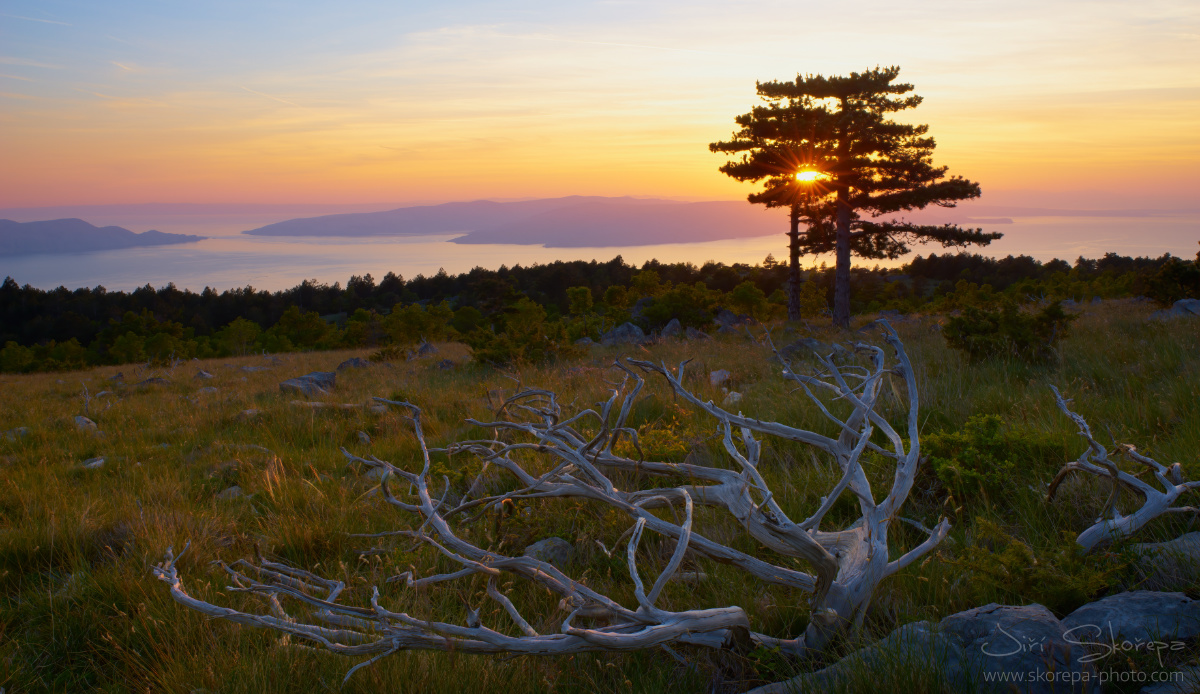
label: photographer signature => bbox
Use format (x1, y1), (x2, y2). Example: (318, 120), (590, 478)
(981, 624), (1186, 666)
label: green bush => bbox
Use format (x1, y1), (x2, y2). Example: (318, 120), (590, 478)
(943, 300), (1075, 363)
(923, 415), (1067, 502)
(953, 519), (1126, 616)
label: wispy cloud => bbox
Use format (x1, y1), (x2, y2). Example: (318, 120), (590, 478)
(112, 62), (135, 72)
(0, 73), (34, 82)
(0, 56), (62, 69)
(0, 13), (71, 26)
(239, 85), (304, 108)
(0, 91), (37, 100)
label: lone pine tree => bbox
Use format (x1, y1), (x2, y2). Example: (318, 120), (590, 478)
(711, 66), (1001, 327)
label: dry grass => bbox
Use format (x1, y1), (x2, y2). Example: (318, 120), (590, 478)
(1, 300), (1197, 692)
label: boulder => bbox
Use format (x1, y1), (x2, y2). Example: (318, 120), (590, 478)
(279, 371), (336, 397)
(337, 357), (371, 371)
(709, 369), (731, 387)
(574, 337), (595, 346)
(240, 365), (269, 373)
(416, 342), (438, 357)
(1061, 591), (1200, 643)
(684, 326), (710, 340)
(723, 391), (743, 406)
(878, 309), (905, 322)
(1131, 532), (1200, 590)
(661, 318), (682, 339)
(630, 296), (655, 322)
(215, 485), (245, 501)
(1167, 298), (1200, 318)
(238, 409), (260, 420)
(780, 338), (828, 361)
(135, 377), (170, 387)
(195, 370), (215, 380)
(436, 359), (455, 370)
(523, 537), (575, 567)
(938, 602), (1093, 689)
(356, 431), (371, 445)
(75, 415), (97, 431)
(601, 322), (647, 346)
(3, 427), (29, 441)
(1140, 665), (1200, 694)
(80, 456), (105, 470)
(750, 621), (971, 694)
(195, 386), (218, 395)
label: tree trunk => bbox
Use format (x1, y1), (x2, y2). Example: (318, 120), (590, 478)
(832, 189), (852, 329)
(787, 204), (802, 321)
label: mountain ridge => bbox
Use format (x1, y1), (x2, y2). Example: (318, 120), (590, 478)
(0, 218), (205, 256)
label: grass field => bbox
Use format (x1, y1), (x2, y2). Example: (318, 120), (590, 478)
(1, 300), (1197, 693)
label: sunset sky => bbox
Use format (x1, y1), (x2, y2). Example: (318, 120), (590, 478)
(2, 0), (1197, 210)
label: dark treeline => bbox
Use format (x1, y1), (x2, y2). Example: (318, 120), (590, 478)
(1, 249), (1196, 373)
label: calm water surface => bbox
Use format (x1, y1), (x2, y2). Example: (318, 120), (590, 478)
(2, 214), (1196, 292)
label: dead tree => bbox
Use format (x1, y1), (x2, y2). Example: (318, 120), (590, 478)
(153, 322), (947, 683)
(1047, 385), (1198, 551)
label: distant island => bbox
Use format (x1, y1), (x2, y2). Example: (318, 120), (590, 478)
(242, 196), (789, 247)
(238, 195), (1017, 248)
(0, 218), (205, 256)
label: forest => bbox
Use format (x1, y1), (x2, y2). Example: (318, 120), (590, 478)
(2, 248), (1197, 373)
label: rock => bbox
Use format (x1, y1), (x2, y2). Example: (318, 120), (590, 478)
(878, 309), (905, 322)
(356, 431), (371, 445)
(780, 338), (828, 360)
(709, 369), (731, 387)
(238, 409), (260, 420)
(1061, 591), (1200, 643)
(80, 456), (105, 469)
(135, 377), (170, 387)
(108, 372), (124, 382)
(630, 296), (655, 322)
(416, 342), (438, 357)
(601, 322), (647, 346)
(723, 391), (742, 406)
(195, 370), (215, 380)
(714, 308), (738, 327)
(240, 365), (270, 373)
(1140, 665), (1200, 693)
(522, 537), (575, 568)
(717, 323), (742, 335)
(337, 357), (371, 371)
(279, 371), (336, 397)
(661, 318), (682, 339)
(364, 465), (390, 480)
(195, 386), (218, 395)
(938, 603), (1093, 690)
(751, 621), (970, 694)
(368, 403), (388, 414)
(2, 427), (29, 441)
(673, 571), (707, 583)
(684, 326), (709, 340)
(1062, 298), (1080, 308)
(436, 359), (455, 370)
(1131, 532), (1200, 590)
(1091, 296), (1103, 305)
(75, 415), (98, 431)
(215, 485), (244, 501)
(1167, 298), (1200, 318)
(574, 337), (595, 346)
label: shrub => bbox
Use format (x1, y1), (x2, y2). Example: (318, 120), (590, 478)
(922, 415), (1067, 502)
(953, 519), (1126, 616)
(943, 299), (1075, 363)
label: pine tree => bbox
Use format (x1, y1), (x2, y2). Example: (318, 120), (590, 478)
(711, 66), (1001, 327)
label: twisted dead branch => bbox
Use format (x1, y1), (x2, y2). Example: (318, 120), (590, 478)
(152, 320), (947, 685)
(1047, 385), (1198, 551)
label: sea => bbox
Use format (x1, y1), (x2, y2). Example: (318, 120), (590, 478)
(1, 206), (1196, 293)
